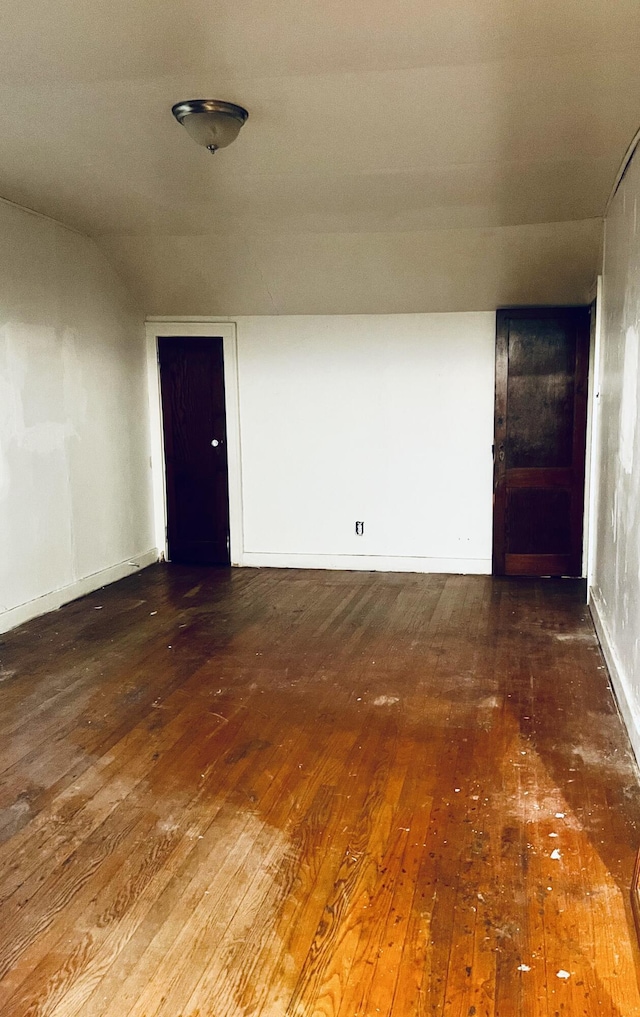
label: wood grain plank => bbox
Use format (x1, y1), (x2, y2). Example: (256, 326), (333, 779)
(0, 565), (638, 1016)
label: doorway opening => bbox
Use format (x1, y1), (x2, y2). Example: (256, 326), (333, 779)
(146, 322), (243, 567)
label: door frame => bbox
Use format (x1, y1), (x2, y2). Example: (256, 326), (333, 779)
(584, 276), (603, 592)
(145, 320), (244, 565)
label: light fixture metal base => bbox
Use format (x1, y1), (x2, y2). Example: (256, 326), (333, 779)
(171, 99), (248, 126)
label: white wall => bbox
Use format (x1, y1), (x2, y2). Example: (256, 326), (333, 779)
(236, 313), (495, 573)
(589, 146), (640, 762)
(0, 200), (156, 633)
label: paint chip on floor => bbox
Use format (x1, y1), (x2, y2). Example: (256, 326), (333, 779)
(550, 848), (562, 860)
(557, 970), (571, 979)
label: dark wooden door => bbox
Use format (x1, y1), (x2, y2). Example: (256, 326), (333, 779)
(492, 307), (590, 577)
(158, 337), (230, 565)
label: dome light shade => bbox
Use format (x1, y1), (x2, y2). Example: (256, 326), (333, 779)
(171, 100), (249, 154)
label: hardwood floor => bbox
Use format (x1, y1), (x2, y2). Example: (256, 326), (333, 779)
(1, 565), (639, 1016)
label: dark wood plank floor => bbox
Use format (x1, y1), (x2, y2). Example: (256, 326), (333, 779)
(1, 565), (639, 1016)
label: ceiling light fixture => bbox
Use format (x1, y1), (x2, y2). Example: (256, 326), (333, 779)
(171, 99), (249, 154)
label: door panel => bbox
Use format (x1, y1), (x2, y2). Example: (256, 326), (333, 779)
(159, 337), (230, 565)
(506, 488), (571, 554)
(506, 319), (576, 469)
(493, 307), (590, 577)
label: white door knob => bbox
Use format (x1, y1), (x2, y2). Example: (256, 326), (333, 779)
(211, 439), (220, 447)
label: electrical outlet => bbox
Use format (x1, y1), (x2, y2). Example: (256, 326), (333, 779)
(355, 521), (364, 536)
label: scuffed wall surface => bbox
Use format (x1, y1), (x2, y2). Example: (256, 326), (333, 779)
(592, 148), (640, 728)
(0, 201), (154, 618)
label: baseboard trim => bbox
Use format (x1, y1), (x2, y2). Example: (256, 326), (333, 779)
(0, 548), (159, 635)
(239, 552), (491, 575)
(589, 585), (640, 769)
(632, 849), (640, 945)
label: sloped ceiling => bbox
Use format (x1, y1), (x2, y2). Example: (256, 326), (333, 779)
(1, 0), (638, 314)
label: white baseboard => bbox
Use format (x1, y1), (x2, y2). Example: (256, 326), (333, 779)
(0, 548), (159, 635)
(240, 552), (491, 575)
(589, 585), (640, 768)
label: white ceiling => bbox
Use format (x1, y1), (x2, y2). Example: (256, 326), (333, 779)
(1, 0), (638, 313)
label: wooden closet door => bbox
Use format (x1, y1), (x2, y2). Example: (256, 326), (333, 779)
(492, 307), (590, 577)
(159, 336), (230, 565)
